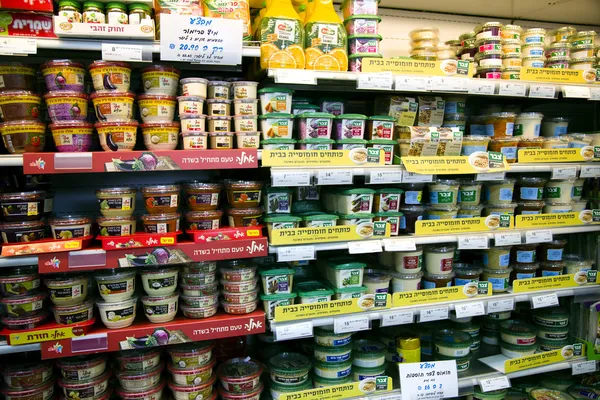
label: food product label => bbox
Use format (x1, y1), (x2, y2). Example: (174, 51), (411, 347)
(516, 272), (536, 279)
(505, 123), (515, 136)
(212, 136), (232, 148)
(233, 190), (260, 204)
(516, 337), (536, 345)
(64, 367), (98, 381)
(405, 191), (423, 205)
(108, 305), (135, 321)
(147, 276), (176, 289)
(238, 214), (263, 227)
(212, 86), (228, 99)
(1, 201), (39, 217)
(439, 257), (453, 272)
(58, 309), (91, 324)
(377, 194), (400, 212)
(274, 18), (296, 41)
(98, 197), (131, 211)
(99, 280), (133, 295)
(210, 103), (228, 116)
(500, 146), (517, 160)
(323, 353), (351, 362)
(498, 253), (510, 267)
(488, 277), (508, 290)
(49, 284), (83, 299)
(378, 216), (400, 235)
(189, 219), (220, 231)
(546, 249), (563, 261)
(520, 187), (543, 200)
(145, 222), (171, 234)
(264, 275), (290, 293)
(517, 250), (536, 263)
(498, 188), (514, 201)
(430, 190), (454, 204)
(100, 224), (131, 236)
(145, 195), (178, 210)
(187, 193), (219, 207)
(7, 299), (43, 315)
(370, 121), (393, 139)
(479, 44), (502, 52)
(458, 190), (477, 203)
(338, 269), (361, 286)
(145, 302), (176, 315)
(304, 117), (331, 138)
(541, 270), (561, 277)
(573, 186), (583, 198)
(454, 278), (476, 286)
(54, 227), (87, 239)
(402, 255), (422, 270)
(349, 194), (372, 212)
(545, 187), (561, 199)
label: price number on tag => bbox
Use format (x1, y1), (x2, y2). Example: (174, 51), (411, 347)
(498, 82), (527, 97)
(467, 80), (496, 95)
(525, 230), (553, 244)
(315, 170), (353, 185)
(420, 307), (448, 322)
(487, 298), (514, 313)
(562, 86), (591, 99)
(274, 321), (313, 341)
(271, 171), (311, 186)
(580, 165), (600, 178)
(402, 170), (433, 183)
(334, 315), (370, 334)
(458, 236), (489, 250)
(552, 166), (578, 180)
(531, 293), (559, 309)
(572, 360), (597, 375)
(529, 84), (557, 98)
(276, 245), (315, 262)
(480, 376), (510, 392)
(383, 238), (416, 251)
(357, 72), (393, 90)
(381, 310), (414, 327)
(495, 232), (521, 246)
(368, 169), (402, 184)
(455, 301), (485, 318)
(395, 76), (430, 91)
(348, 240), (382, 254)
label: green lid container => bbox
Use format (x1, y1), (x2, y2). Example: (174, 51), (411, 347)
(83, 1), (105, 8)
(348, 34), (383, 41)
(259, 112), (294, 119)
(298, 112), (335, 119)
(375, 211), (404, 217)
(296, 280), (334, 297)
(369, 139), (396, 145)
(336, 138), (368, 144)
(259, 87), (294, 94)
(349, 53), (383, 60)
(472, 387), (508, 400)
(337, 212), (375, 219)
(369, 115), (397, 122)
(375, 188), (404, 194)
(326, 256), (367, 270)
(298, 138), (336, 144)
(302, 213), (338, 222)
(129, 2), (152, 11)
(336, 113), (368, 120)
(353, 339), (386, 359)
(270, 380), (313, 394)
(263, 215), (302, 223)
(106, 2), (126, 10)
(59, 0), (81, 8)
(343, 14), (381, 23)
(339, 188), (375, 195)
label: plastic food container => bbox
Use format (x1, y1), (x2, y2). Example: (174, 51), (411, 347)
(500, 320), (536, 345)
(1, 362), (53, 389)
(141, 293), (178, 323)
(90, 91), (134, 121)
(484, 179), (515, 204)
(0, 120), (45, 153)
(97, 216), (136, 237)
(461, 136), (490, 156)
(348, 34), (382, 55)
(221, 298), (258, 314)
(433, 329), (472, 358)
(313, 359), (352, 379)
(258, 265), (295, 294)
(167, 357), (215, 386)
(259, 113), (294, 139)
(140, 267), (178, 296)
(224, 180), (262, 209)
(44, 274), (87, 306)
(233, 115), (257, 132)
(169, 375), (215, 400)
(221, 278), (258, 294)
(180, 302), (218, 318)
(514, 113), (543, 138)
(542, 117), (569, 137)
(57, 370), (110, 400)
(0, 92), (41, 123)
(140, 185), (179, 214)
(234, 99), (258, 116)
(141, 212), (180, 233)
(222, 290), (258, 305)
(41, 60), (85, 92)
(368, 139), (396, 164)
(391, 271), (423, 292)
(501, 342), (536, 358)
(314, 343), (352, 363)
(180, 292), (219, 309)
(489, 137), (519, 163)
(168, 342), (214, 369)
(454, 266), (483, 286)
(96, 296), (137, 329)
(296, 280), (334, 303)
(392, 247), (423, 273)
(48, 215), (90, 239)
(115, 348), (161, 373)
(349, 53), (383, 72)
(564, 255), (593, 274)
(48, 120), (93, 152)
(51, 299), (94, 325)
(226, 207), (263, 227)
(141, 65), (180, 96)
(352, 339), (385, 367)
(207, 81), (231, 100)
(344, 15), (381, 35)
(533, 307), (569, 328)
(0, 267), (40, 297)
(522, 57), (546, 68)
(0, 292), (45, 317)
(314, 327), (352, 347)
(483, 246), (511, 269)
(89, 61), (131, 92)
(483, 203), (518, 216)
(260, 292), (296, 320)
(374, 188), (403, 213)
(184, 210), (221, 231)
(367, 115), (395, 140)
(538, 240), (567, 262)
(482, 268), (512, 293)
(180, 78), (208, 97)
(205, 99), (230, 116)
(511, 263), (539, 280)
(0, 64), (35, 92)
(137, 94), (176, 123)
(458, 181), (482, 205)
(206, 116), (232, 133)
(363, 269), (391, 294)
(95, 120), (139, 151)
(183, 182), (222, 212)
(545, 179), (576, 203)
(115, 364), (163, 391)
(259, 87), (293, 115)
(44, 91), (88, 122)
(207, 132), (233, 149)
(217, 358), (262, 393)
(0, 191), (47, 222)
(429, 180), (460, 206)
(424, 246), (455, 274)
(297, 112), (334, 139)
(426, 205), (459, 220)
(516, 177), (546, 201)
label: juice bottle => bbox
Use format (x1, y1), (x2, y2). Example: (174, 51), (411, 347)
(204, 0), (252, 41)
(259, 0), (305, 69)
(292, 0), (307, 22)
(304, 0), (347, 70)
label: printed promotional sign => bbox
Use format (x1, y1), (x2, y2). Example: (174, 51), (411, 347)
(515, 212), (596, 229)
(393, 283), (491, 307)
(53, 16), (154, 39)
(517, 148), (596, 163)
(362, 58), (474, 77)
(2, 320), (94, 345)
(505, 343), (584, 373)
(399, 361), (458, 400)
(268, 223), (390, 246)
(274, 294), (390, 322)
(262, 149), (385, 167)
(279, 377), (393, 400)
(402, 153), (507, 175)
(1, 238), (85, 257)
(415, 216), (513, 235)
(520, 67), (598, 84)
(512, 271), (598, 293)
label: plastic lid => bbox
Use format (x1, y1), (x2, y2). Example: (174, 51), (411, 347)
(217, 357), (262, 380)
(259, 113), (293, 119)
(483, 267), (513, 274)
(181, 77), (208, 84)
(258, 87), (294, 94)
(433, 328), (473, 348)
(142, 65), (180, 75)
(337, 212), (375, 219)
(268, 352), (311, 373)
(353, 339), (386, 357)
(500, 320), (536, 336)
(326, 257), (366, 270)
(344, 14), (381, 22)
(296, 280), (334, 297)
(128, 2), (151, 11)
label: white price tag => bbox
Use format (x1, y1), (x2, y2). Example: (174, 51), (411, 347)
(525, 229), (553, 244)
(531, 293), (559, 309)
(357, 72), (393, 90)
(383, 238), (416, 252)
(402, 170), (434, 183)
(399, 360), (458, 400)
(455, 301), (486, 318)
(275, 69), (317, 85)
(272, 171), (311, 186)
(348, 240), (383, 254)
(381, 310), (414, 327)
(476, 171), (506, 181)
(495, 232), (521, 246)
(276, 245), (315, 262)
(581, 165), (600, 178)
(562, 86), (591, 99)
(420, 307), (448, 322)
(274, 321), (313, 341)
(458, 236), (489, 250)
(102, 43), (144, 62)
(529, 84), (557, 99)
(480, 376), (511, 392)
(552, 166), (578, 180)
(0, 37), (36, 55)
(368, 169), (402, 184)
(498, 82), (527, 97)
(315, 170), (353, 185)
(395, 75), (430, 91)
(334, 315), (370, 334)
(572, 360), (597, 375)
(467, 80), (496, 95)
(591, 87), (600, 101)
(487, 298), (514, 313)
(431, 77), (467, 92)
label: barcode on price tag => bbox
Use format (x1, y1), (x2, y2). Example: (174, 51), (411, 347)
(525, 230), (553, 244)
(419, 307), (448, 322)
(580, 165), (600, 178)
(531, 293), (559, 309)
(458, 236), (489, 249)
(381, 310), (414, 327)
(315, 170), (353, 185)
(572, 360), (597, 375)
(552, 166), (578, 180)
(487, 298), (514, 313)
(357, 72), (393, 90)
(455, 301), (485, 318)
(348, 240), (382, 254)
(276, 245), (315, 262)
(498, 82), (527, 97)
(529, 84), (556, 99)
(383, 238), (416, 251)
(334, 315), (370, 334)
(495, 232), (521, 246)
(274, 321), (313, 341)
(271, 171), (311, 186)
(402, 170), (434, 183)
(480, 376), (510, 392)
(368, 169), (402, 184)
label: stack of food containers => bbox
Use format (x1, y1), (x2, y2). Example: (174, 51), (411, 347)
(205, 80), (234, 148)
(57, 355), (111, 400)
(258, 262), (297, 320)
(217, 357), (264, 400)
(231, 81), (260, 149)
(0, 266), (49, 331)
(183, 180), (223, 233)
(312, 328), (353, 387)
(140, 184), (181, 235)
(501, 24), (523, 79)
(93, 266), (137, 328)
(45, 273), (94, 327)
(0, 361), (55, 400)
(224, 180), (264, 228)
(41, 60), (92, 153)
(180, 260), (220, 318)
(568, 30), (597, 71)
(342, 0), (382, 71)
(473, 22), (503, 79)
(168, 342), (217, 400)
(422, 244), (456, 289)
(220, 261), (259, 315)
(458, 31), (476, 63)
(545, 27), (575, 69)
(432, 328), (473, 371)
(481, 311), (511, 345)
(533, 307), (570, 353)
(452, 314), (481, 352)
(522, 28), (546, 69)
(258, 87), (295, 149)
(320, 256), (367, 300)
(116, 349), (165, 400)
(88, 61), (138, 151)
(179, 77), (207, 149)
(268, 352), (312, 396)
(409, 27), (439, 61)
(96, 186), (137, 237)
(352, 339), (387, 381)
(499, 320), (537, 359)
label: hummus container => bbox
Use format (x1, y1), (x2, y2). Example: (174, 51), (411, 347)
(302, 213), (338, 227)
(221, 278), (258, 293)
(1, 362), (53, 389)
(483, 246), (511, 269)
(138, 95), (176, 123)
(90, 91), (134, 121)
(116, 364), (163, 391)
(208, 132), (233, 149)
(233, 115), (257, 132)
(205, 99), (231, 116)
(0, 191), (47, 222)
(96, 296), (137, 329)
(258, 265), (295, 294)
(183, 181), (222, 212)
(0, 292), (45, 317)
(116, 380), (165, 400)
(391, 271), (423, 292)
(0, 267), (40, 297)
(537, 325), (570, 341)
(0, 120), (46, 153)
(314, 343), (352, 363)
(115, 348), (161, 372)
(169, 375), (216, 400)
(336, 188), (375, 214)
(51, 299), (93, 325)
(225, 180), (262, 209)
(168, 357), (215, 386)
(49, 120), (93, 152)
(271, 382), (312, 399)
(180, 293), (219, 308)
(0, 64), (35, 92)
(141, 212), (180, 233)
(367, 115), (395, 140)
(1, 311), (47, 330)
(313, 359), (352, 379)
(45, 91), (88, 122)
(95, 120), (138, 151)
(515, 113), (543, 138)
(178, 96), (204, 115)
(45, 274), (88, 306)
(227, 207), (263, 227)
(185, 210), (222, 231)
(533, 307), (569, 327)
(461, 136), (490, 156)
(433, 329), (472, 357)
(222, 289), (258, 304)
(571, 44), (596, 58)
(141, 293), (178, 323)
(500, 320), (536, 345)
(564, 255), (593, 274)
(221, 299), (258, 314)
(0, 92), (41, 122)
(221, 263), (256, 281)
(180, 114), (206, 133)
(142, 65), (180, 96)
(545, 179), (576, 203)
(542, 117), (569, 137)
(482, 268), (512, 293)
(314, 326), (352, 347)
(296, 280), (334, 303)
(97, 216), (136, 236)
(312, 376), (353, 389)
(260, 113), (294, 139)
(235, 131), (260, 148)
(297, 112), (334, 139)
(0, 378), (55, 400)
(234, 99), (258, 116)
(352, 339), (386, 367)
(523, 28), (546, 43)
(264, 215), (301, 237)
(207, 81), (231, 100)
(183, 262), (217, 274)
(514, 244), (538, 264)
(261, 138), (296, 149)
(259, 87), (293, 114)
(181, 78), (208, 97)
(500, 341), (536, 358)
(349, 34), (382, 54)
(142, 184), (180, 214)
(97, 187), (136, 217)
(429, 180), (460, 206)
(168, 342), (214, 368)
(89, 61), (131, 92)
(260, 292), (296, 320)
(232, 81), (258, 99)
(180, 302), (218, 318)
(263, 187), (293, 214)
(374, 188), (403, 212)
(41, 60), (85, 92)
(58, 371), (110, 400)
(217, 357), (262, 393)
(423, 272), (455, 289)
(353, 365), (386, 381)
(334, 114), (367, 139)
(458, 181), (482, 205)
(207, 116), (232, 132)
(424, 245), (455, 274)
(140, 267), (179, 296)
(364, 269), (391, 294)
(50, 215), (91, 239)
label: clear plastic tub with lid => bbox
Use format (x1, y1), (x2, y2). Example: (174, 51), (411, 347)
(484, 179), (515, 204)
(514, 113), (543, 137)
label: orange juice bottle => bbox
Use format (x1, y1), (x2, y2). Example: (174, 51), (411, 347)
(259, 0), (305, 69)
(304, 0), (347, 70)
(204, 0), (252, 41)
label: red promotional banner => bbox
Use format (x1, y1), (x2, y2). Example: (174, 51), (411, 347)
(23, 149), (258, 174)
(40, 311), (265, 359)
(98, 232), (179, 250)
(180, 238), (268, 261)
(0, 318), (95, 345)
(1, 237), (90, 257)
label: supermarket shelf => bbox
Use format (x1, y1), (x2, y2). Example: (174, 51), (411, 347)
(0, 342), (40, 355)
(269, 284), (600, 333)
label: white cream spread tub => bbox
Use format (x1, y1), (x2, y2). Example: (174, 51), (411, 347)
(141, 293), (179, 323)
(140, 267), (179, 296)
(500, 320), (536, 345)
(168, 358), (215, 386)
(95, 269), (136, 302)
(116, 364), (163, 391)
(168, 342), (214, 368)
(115, 349), (161, 372)
(57, 355), (107, 381)
(352, 339), (386, 367)
(433, 329), (473, 357)
(314, 327), (352, 347)
(96, 297), (137, 329)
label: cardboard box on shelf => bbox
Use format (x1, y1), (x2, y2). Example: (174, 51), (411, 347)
(0, 11), (55, 37)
